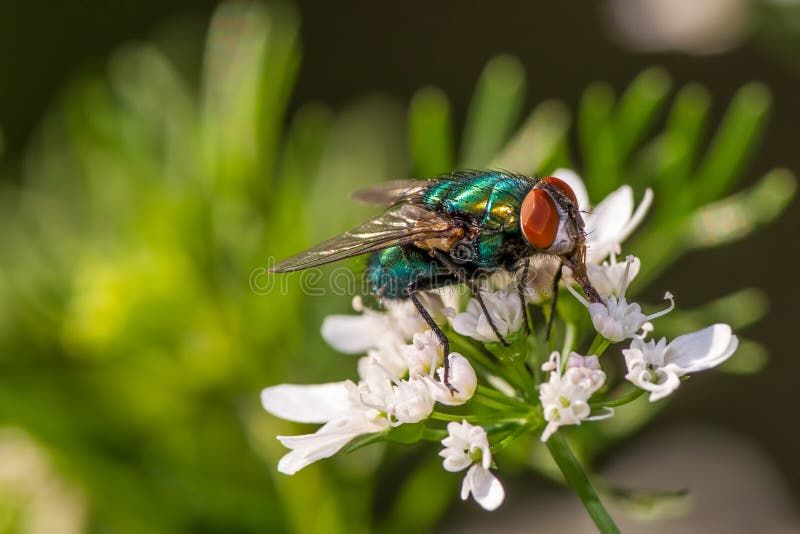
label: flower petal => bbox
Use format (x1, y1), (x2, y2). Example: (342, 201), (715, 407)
(276, 413), (387, 475)
(321, 314), (389, 353)
(640, 367), (682, 402)
(428, 353), (477, 405)
(665, 324), (739, 372)
(585, 185), (634, 263)
(464, 465), (505, 511)
(261, 382), (354, 423)
(440, 449), (472, 472)
(618, 188), (653, 245)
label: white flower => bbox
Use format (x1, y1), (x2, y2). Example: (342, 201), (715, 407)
(556, 168), (653, 264)
(450, 287), (523, 343)
(357, 359), (435, 426)
(425, 353), (477, 406)
(400, 330), (444, 377)
(520, 255), (562, 304)
(624, 324), (739, 402)
(440, 421), (505, 511)
(262, 357), (438, 474)
(261, 380), (389, 475)
(321, 294), (444, 354)
(566, 256), (674, 342)
(365, 343), (408, 379)
(587, 253), (641, 298)
(539, 351), (610, 442)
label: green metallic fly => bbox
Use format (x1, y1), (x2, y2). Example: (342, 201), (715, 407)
(271, 171), (601, 390)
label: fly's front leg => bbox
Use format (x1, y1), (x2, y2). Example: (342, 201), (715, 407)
(432, 250), (510, 347)
(563, 248), (601, 303)
(517, 257), (531, 336)
(408, 286), (456, 393)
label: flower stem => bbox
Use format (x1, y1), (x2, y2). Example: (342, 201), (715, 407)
(476, 385), (528, 407)
(587, 334), (611, 357)
(591, 386), (645, 408)
(561, 322), (577, 357)
(545, 433), (620, 534)
(490, 420), (535, 454)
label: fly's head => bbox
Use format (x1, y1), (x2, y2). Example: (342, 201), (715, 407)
(520, 176), (600, 302)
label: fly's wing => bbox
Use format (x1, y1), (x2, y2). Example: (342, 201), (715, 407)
(270, 204), (453, 272)
(351, 179), (435, 206)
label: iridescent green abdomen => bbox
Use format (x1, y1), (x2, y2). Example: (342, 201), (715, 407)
(367, 245), (455, 298)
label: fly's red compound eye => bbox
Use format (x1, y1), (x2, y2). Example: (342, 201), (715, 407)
(520, 189), (559, 249)
(541, 176), (579, 206)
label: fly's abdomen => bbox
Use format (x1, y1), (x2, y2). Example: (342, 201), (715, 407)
(367, 245), (453, 298)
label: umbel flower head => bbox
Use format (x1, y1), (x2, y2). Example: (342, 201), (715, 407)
(261, 169), (740, 515)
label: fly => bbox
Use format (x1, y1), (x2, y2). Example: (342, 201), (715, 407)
(270, 171), (601, 391)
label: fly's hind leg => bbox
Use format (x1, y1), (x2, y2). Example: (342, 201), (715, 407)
(432, 250), (510, 347)
(407, 287), (456, 393)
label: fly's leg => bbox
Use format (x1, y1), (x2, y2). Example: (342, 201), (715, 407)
(517, 257), (531, 336)
(563, 250), (601, 303)
(408, 286), (456, 393)
(433, 250), (510, 347)
(545, 267), (563, 342)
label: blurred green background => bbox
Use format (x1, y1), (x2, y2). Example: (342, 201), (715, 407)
(0, 1), (798, 532)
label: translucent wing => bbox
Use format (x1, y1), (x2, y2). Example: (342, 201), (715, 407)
(270, 204), (454, 272)
(351, 179), (434, 206)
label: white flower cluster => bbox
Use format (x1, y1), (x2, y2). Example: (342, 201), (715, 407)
(261, 295), (478, 476)
(539, 352), (611, 441)
(261, 169), (740, 511)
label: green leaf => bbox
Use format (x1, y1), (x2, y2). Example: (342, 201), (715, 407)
(687, 168), (797, 248)
(385, 422), (426, 444)
(657, 83), (711, 186)
(460, 55), (526, 168)
(342, 432), (388, 454)
(693, 83), (771, 205)
(615, 68), (672, 165)
(201, 2), (300, 199)
(600, 482), (691, 521)
(719, 338), (768, 374)
(409, 86), (454, 176)
(489, 99), (571, 174)
(578, 82), (618, 199)
(654, 288), (769, 337)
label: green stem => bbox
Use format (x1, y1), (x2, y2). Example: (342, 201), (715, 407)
(429, 411), (529, 426)
(490, 421), (535, 454)
(476, 385), (528, 407)
(473, 394), (523, 412)
(591, 386), (645, 408)
(587, 335), (610, 357)
(561, 322), (577, 357)
(511, 362), (536, 398)
(545, 434), (620, 534)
